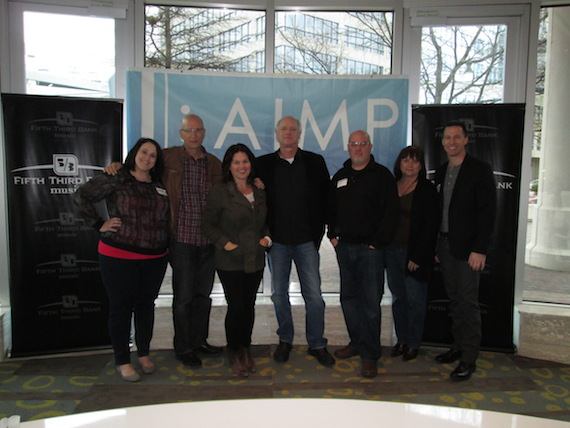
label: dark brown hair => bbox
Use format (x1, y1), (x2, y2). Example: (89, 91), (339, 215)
(393, 145), (427, 181)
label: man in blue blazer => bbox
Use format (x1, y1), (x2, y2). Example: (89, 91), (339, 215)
(434, 121), (496, 381)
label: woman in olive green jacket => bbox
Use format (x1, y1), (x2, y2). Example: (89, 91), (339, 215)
(202, 144), (270, 377)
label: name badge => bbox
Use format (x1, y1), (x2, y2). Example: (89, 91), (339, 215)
(156, 187), (168, 197)
(337, 178), (348, 188)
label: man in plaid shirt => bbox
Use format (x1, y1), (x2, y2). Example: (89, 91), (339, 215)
(163, 114), (224, 367)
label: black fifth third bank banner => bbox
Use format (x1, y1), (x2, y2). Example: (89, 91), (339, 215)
(2, 94), (122, 357)
(413, 104), (524, 353)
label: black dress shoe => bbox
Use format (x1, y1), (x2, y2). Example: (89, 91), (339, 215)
(308, 347), (335, 367)
(435, 348), (463, 364)
(402, 348), (419, 361)
(177, 351), (202, 367)
(390, 343), (408, 357)
(273, 341), (292, 362)
(450, 361), (476, 381)
(194, 343), (223, 354)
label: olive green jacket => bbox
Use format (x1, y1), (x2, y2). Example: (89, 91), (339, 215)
(202, 182), (269, 273)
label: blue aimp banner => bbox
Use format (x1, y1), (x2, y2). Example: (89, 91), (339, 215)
(2, 93), (122, 357)
(126, 69), (409, 174)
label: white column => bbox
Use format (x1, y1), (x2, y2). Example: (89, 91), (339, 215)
(527, 8), (570, 270)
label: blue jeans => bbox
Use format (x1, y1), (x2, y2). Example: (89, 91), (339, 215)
(437, 236), (481, 363)
(98, 254), (167, 366)
(268, 241), (327, 349)
(170, 240), (215, 355)
(385, 246), (428, 350)
(335, 241), (384, 361)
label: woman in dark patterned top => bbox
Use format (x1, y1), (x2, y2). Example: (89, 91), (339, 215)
(74, 138), (169, 382)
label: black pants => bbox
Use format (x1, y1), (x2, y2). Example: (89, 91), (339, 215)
(170, 241), (215, 355)
(437, 236), (481, 363)
(218, 270), (263, 351)
(98, 254), (167, 365)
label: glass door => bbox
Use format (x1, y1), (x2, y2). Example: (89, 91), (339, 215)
(403, 5), (530, 105)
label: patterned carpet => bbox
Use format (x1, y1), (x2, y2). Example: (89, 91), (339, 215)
(1, 345), (570, 424)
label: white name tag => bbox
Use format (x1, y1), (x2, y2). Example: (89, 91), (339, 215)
(156, 187), (168, 196)
(337, 178), (348, 188)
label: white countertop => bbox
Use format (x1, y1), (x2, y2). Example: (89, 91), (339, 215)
(20, 398), (570, 428)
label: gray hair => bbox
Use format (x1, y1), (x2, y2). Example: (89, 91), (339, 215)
(275, 116), (302, 133)
(349, 130), (371, 143)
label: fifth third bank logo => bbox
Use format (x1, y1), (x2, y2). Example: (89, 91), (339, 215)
(56, 111), (73, 126)
(53, 154), (78, 176)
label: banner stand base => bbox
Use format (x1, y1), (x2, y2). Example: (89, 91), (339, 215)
(422, 341), (516, 354)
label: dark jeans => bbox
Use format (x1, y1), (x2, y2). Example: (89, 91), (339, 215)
(218, 269), (263, 351)
(438, 236), (481, 363)
(98, 254), (167, 366)
(385, 246), (428, 350)
(170, 240), (215, 355)
(335, 241), (385, 361)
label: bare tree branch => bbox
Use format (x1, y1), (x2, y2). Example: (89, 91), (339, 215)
(420, 25), (505, 104)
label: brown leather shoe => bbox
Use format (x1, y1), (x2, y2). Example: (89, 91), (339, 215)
(228, 348), (248, 378)
(334, 345), (359, 359)
(240, 347), (257, 373)
(361, 360), (378, 378)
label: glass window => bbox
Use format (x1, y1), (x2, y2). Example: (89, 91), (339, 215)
(419, 25), (507, 104)
(275, 45), (338, 74)
(24, 12), (115, 98)
(275, 11), (393, 75)
(145, 5), (266, 72)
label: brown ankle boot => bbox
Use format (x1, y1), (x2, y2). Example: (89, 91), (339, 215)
(228, 348), (248, 378)
(240, 347), (256, 373)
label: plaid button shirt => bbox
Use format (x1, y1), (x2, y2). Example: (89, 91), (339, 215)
(175, 154), (211, 245)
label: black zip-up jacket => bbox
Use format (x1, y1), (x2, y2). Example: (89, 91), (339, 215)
(328, 155), (399, 249)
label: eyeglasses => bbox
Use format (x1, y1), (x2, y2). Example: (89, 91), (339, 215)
(348, 141), (370, 147)
(180, 128), (204, 133)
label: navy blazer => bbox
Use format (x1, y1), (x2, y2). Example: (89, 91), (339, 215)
(435, 154), (496, 260)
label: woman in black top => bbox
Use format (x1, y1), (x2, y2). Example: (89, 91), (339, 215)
(385, 146), (440, 361)
(74, 138), (169, 382)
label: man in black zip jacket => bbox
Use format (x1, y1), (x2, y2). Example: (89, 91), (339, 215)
(328, 129), (399, 378)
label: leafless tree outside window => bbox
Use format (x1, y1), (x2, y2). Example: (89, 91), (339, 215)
(145, 5), (264, 72)
(420, 25), (506, 104)
(274, 11), (392, 75)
